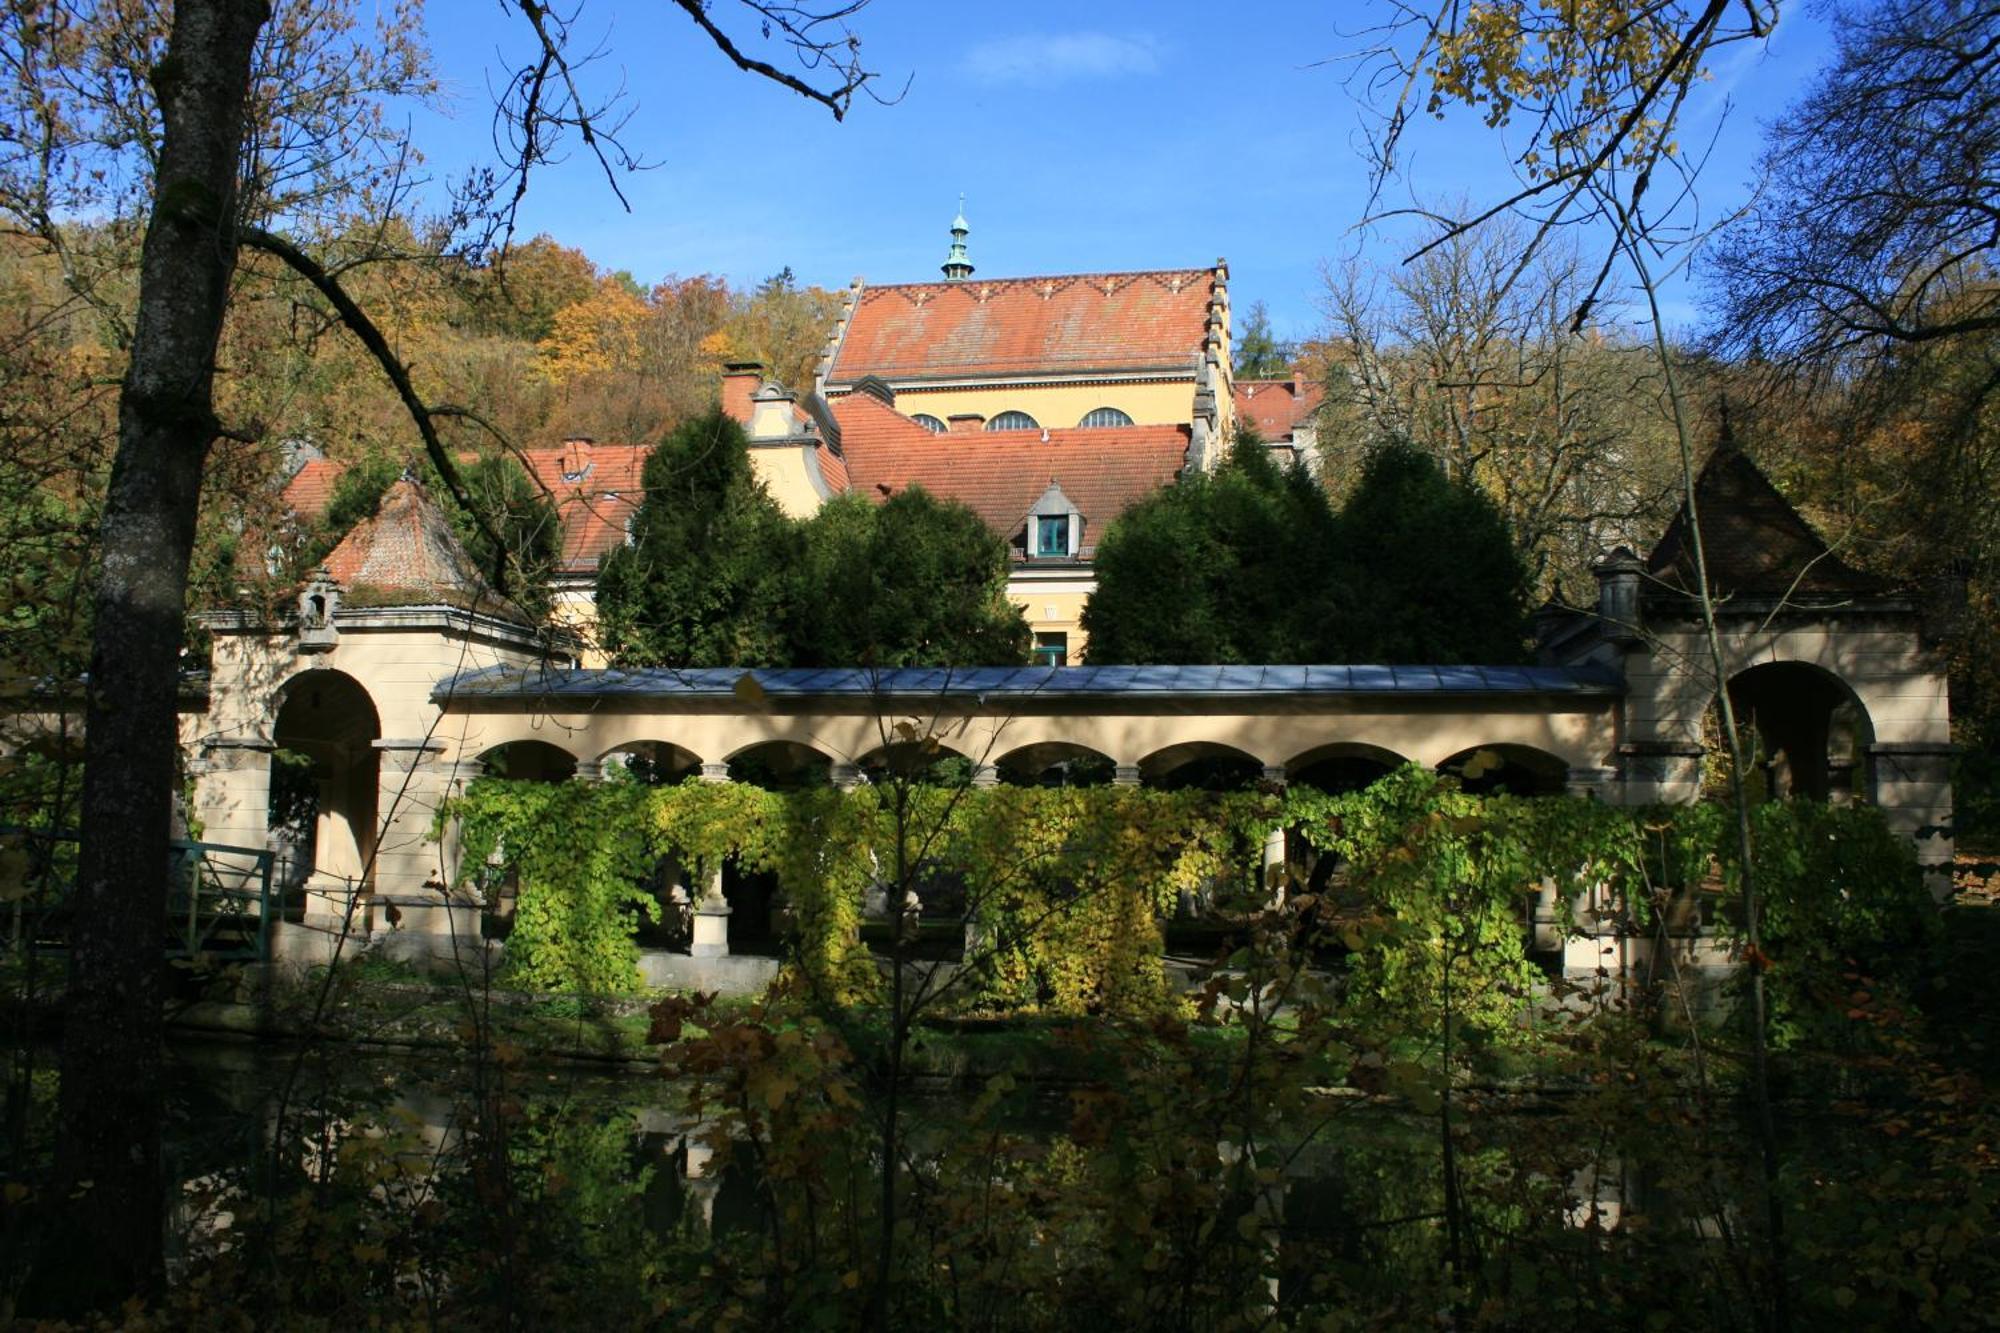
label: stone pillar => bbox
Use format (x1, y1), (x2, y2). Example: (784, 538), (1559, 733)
(970, 763), (1000, 788)
(682, 1135), (719, 1231)
(190, 736), (276, 857)
(372, 739), (479, 943)
(699, 762), (732, 784)
(830, 762), (864, 791)
(1615, 741), (1704, 806)
(1867, 742), (1957, 899)
(1258, 766), (1288, 907)
(689, 862), (732, 957)
(572, 760), (607, 783)
(1112, 764), (1142, 788)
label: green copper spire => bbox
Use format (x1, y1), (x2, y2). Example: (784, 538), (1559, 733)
(941, 195), (973, 281)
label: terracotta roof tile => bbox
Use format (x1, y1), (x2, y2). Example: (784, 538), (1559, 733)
(282, 457), (345, 520)
(1232, 379), (1322, 441)
(517, 441), (649, 573)
(321, 478), (517, 615)
(828, 268), (1217, 384)
(832, 394), (1186, 558)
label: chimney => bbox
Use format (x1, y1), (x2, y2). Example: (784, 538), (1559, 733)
(1592, 546), (1644, 644)
(947, 413), (986, 434)
(722, 362), (764, 426)
(749, 381), (798, 441)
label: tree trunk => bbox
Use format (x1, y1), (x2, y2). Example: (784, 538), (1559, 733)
(46, 0), (268, 1311)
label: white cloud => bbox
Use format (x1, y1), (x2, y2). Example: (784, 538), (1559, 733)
(961, 32), (1163, 87)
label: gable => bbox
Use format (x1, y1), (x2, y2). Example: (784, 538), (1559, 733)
(1647, 447), (1888, 600)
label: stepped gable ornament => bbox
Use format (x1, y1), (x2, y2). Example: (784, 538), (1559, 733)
(298, 565), (341, 653)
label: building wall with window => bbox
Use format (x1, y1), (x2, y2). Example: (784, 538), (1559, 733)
(876, 380), (1203, 435)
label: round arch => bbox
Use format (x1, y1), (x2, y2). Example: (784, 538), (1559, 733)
(994, 741), (1117, 788)
(1139, 741), (1266, 791)
(855, 739), (975, 785)
(598, 740), (703, 786)
(1285, 742), (1409, 794)
(475, 740), (578, 783)
(1719, 660), (1874, 804)
(726, 740), (834, 791)
(270, 669), (382, 889)
(1437, 744), (1569, 797)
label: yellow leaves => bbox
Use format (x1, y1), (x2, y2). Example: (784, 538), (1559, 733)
(536, 277), (649, 387)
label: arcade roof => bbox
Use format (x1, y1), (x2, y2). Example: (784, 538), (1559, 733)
(435, 662), (1623, 706)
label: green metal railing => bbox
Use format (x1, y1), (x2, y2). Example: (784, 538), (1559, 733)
(166, 839), (276, 962)
(4, 828), (276, 963)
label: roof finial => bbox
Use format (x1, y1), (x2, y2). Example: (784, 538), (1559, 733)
(941, 196), (974, 281)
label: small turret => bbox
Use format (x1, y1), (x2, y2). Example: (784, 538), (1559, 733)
(941, 196), (974, 281)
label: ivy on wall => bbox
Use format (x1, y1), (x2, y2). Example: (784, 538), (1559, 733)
(440, 767), (1929, 1036)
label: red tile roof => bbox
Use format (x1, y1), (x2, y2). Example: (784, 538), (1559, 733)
(827, 268), (1218, 384)
(282, 457), (345, 520)
(516, 441), (650, 573)
(831, 393), (1187, 558)
(280, 444), (652, 576)
(322, 478), (509, 611)
(1232, 379), (1322, 441)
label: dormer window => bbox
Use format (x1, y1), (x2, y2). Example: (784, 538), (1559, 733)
(1026, 479), (1081, 560)
(987, 411), (1039, 431)
(912, 413), (947, 434)
(1079, 406), (1132, 428)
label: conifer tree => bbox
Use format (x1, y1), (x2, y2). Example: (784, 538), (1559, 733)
(787, 489), (1029, 667)
(596, 409), (795, 666)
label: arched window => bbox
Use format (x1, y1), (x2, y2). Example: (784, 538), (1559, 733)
(1079, 406), (1132, 428)
(911, 413), (947, 434)
(986, 411), (1039, 431)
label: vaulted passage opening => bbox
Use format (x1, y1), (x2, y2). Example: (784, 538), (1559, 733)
(1719, 662), (1873, 804)
(270, 670), (380, 893)
(1437, 744), (1568, 797)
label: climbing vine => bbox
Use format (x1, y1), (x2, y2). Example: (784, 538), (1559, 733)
(441, 767), (1931, 1030)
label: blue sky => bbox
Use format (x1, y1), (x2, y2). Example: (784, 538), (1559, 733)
(411, 1), (1839, 343)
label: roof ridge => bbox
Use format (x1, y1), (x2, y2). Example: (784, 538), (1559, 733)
(860, 266), (1215, 293)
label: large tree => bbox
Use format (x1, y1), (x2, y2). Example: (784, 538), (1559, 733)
(786, 489), (1030, 667)
(1082, 430), (1346, 664)
(0, 0), (882, 1306)
(1083, 431), (1530, 665)
(1710, 1), (2000, 373)
(598, 423), (1030, 669)
(1335, 440), (1532, 665)
(596, 409), (797, 667)
(1318, 219), (1683, 598)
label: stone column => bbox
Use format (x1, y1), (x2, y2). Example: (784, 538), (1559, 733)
(190, 736), (276, 856)
(689, 862), (732, 957)
(690, 767), (733, 957)
(571, 760), (607, 783)
(1112, 763), (1142, 788)
(371, 739), (478, 945)
(970, 763), (1000, 788)
(1867, 742), (1957, 899)
(830, 762), (864, 791)
(1259, 766), (1287, 907)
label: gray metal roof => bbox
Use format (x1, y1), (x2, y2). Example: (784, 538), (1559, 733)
(434, 663), (1623, 706)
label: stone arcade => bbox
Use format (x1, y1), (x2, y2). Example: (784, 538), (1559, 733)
(172, 444), (1954, 982)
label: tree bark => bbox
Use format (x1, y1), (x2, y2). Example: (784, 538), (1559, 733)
(46, 0), (269, 1311)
